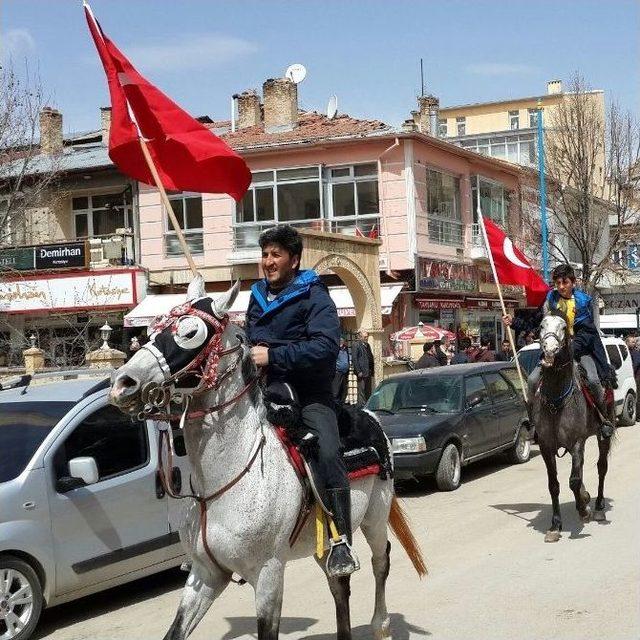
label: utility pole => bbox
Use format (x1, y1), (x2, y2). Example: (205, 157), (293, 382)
(536, 100), (549, 282)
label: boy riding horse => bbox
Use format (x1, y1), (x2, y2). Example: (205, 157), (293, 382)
(504, 263), (615, 439)
(246, 224), (359, 577)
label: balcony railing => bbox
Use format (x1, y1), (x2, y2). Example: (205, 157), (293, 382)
(428, 217), (463, 246)
(233, 216), (381, 250)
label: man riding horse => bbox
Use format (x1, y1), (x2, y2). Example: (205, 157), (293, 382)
(504, 263), (615, 439)
(246, 224), (359, 577)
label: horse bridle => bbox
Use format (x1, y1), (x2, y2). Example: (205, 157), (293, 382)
(137, 301), (258, 422)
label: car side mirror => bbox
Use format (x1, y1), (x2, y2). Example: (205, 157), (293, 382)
(467, 394), (483, 409)
(69, 457), (99, 485)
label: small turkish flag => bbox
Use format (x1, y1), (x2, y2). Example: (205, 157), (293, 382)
(482, 215), (549, 307)
(84, 3), (250, 201)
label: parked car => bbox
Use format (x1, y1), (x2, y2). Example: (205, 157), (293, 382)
(0, 372), (190, 640)
(516, 335), (637, 426)
(366, 362), (531, 491)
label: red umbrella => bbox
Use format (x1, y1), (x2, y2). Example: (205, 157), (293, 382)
(391, 324), (454, 342)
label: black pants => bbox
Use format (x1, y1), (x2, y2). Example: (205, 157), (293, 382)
(332, 372), (348, 404)
(357, 376), (372, 406)
(301, 400), (348, 492)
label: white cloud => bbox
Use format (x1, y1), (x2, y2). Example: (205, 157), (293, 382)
(2, 28), (36, 58)
(466, 63), (536, 76)
(125, 34), (257, 72)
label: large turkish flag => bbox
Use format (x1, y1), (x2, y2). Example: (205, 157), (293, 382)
(85, 4), (250, 201)
(482, 216), (549, 307)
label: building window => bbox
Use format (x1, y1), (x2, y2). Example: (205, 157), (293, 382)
(528, 108), (539, 128)
(165, 193), (203, 256)
(438, 118), (448, 137)
(472, 177), (506, 227)
(459, 133), (536, 167)
(72, 191), (132, 238)
(426, 169), (462, 245)
(328, 163), (379, 235)
(509, 110), (519, 130)
(456, 117), (466, 136)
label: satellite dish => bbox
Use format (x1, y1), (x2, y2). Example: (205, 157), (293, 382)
(326, 95), (338, 119)
(285, 64), (307, 84)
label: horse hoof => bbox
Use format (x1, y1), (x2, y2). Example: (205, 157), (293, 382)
(373, 617), (391, 640)
(544, 530), (561, 543)
(593, 510), (606, 522)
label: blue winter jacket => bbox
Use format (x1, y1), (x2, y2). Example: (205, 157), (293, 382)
(544, 289), (594, 326)
(246, 269), (340, 399)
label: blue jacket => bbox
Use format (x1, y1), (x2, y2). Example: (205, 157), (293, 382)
(336, 348), (350, 375)
(544, 289), (594, 327)
(246, 270), (340, 398)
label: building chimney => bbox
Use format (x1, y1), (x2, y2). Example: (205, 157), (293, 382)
(417, 95), (439, 136)
(547, 80), (562, 95)
(39, 107), (63, 154)
(402, 118), (418, 133)
(100, 107), (111, 145)
(263, 78), (298, 132)
(235, 91), (261, 129)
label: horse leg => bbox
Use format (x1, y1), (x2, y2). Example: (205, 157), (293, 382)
(254, 558), (285, 640)
(540, 446), (562, 542)
(162, 561), (229, 640)
(568, 440), (591, 523)
(361, 513), (391, 639)
(594, 435), (611, 521)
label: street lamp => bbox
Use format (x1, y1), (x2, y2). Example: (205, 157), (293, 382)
(100, 322), (112, 350)
(28, 334), (37, 349)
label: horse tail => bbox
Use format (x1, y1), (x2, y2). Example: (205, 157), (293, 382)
(388, 496), (427, 578)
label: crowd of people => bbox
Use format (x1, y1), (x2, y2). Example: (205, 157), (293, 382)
(414, 335), (515, 369)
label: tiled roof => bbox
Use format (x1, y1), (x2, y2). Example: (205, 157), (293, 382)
(213, 111), (392, 150)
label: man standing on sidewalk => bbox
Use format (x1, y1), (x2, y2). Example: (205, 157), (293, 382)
(352, 329), (374, 405)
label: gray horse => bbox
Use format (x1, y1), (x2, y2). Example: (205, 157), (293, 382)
(110, 278), (426, 640)
(534, 312), (613, 543)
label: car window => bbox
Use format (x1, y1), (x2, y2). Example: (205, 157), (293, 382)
(368, 376), (461, 413)
(54, 405), (149, 483)
(484, 372), (515, 402)
(619, 345), (629, 361)
(517, 348), (541, 375)
(605, 344), (622, 370)
(500, 368), (524, 396)
(0, 401), (73, 483)
(464, 375), (491, 408)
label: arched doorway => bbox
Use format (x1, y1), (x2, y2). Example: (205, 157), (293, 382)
(299, 230), (383, 385)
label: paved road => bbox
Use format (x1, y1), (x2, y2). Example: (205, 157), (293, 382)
(37, 425), (639, 640)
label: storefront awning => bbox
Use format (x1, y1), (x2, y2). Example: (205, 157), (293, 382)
(124, 283), (404, 328)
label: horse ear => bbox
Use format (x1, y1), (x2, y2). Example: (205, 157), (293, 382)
(187, 273), (206, 301)
(213, 280), (241, 315)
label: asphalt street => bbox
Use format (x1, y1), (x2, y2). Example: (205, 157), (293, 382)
(36, 425), (639, 640)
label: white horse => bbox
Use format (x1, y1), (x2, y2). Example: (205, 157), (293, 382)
(110, 278), (426, 640)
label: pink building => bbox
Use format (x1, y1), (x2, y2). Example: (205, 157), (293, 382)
(131, 78), (523, 348)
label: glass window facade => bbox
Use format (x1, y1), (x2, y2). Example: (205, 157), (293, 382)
(165, 193), (203, 256)
(426, 169), (462, 246)
(72, 191), (132, 238)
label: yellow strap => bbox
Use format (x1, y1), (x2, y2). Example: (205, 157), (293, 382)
(328, 518), (341, 542)
(315, 503), (324, 559)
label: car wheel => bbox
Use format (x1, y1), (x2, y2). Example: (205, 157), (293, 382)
(507, 425), (531, 464)
(618, 391), (636, 426)
(435, 443), (461, 491)
(0, 556), (43, 640)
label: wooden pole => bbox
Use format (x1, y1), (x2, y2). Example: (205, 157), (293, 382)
(138, 137), (198, 276)
(477, 208), (528, 402)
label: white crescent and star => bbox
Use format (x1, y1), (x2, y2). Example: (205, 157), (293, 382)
(503, 237), (531, 269)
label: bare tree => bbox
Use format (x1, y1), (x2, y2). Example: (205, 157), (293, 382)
(0, 62), (62, 248)
(532, 74), (640, 292)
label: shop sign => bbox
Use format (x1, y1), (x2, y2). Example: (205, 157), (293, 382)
(0, 247), (35, 271)
(601, 292), (640, 312)
(466, 298), (504, 309)
(440, 310), (455, 325)
(35, 242), (87, 269)
(0, 271), (139, 313)
(478, 282), (524, 298)
(414, 297), (464, 310)
(416, 258), (478, 293)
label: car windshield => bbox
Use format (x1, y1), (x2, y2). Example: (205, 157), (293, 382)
(367, 376), (462, 414)
(0, 401), (73, 483)
(517, 347), (541, 376)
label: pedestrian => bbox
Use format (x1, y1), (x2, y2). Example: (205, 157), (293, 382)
(352, 329), (374, 405)
(496, 339), (513, 361)
(525, 331), (535, 345)
(474, 336), (497, 362)
(415, 341), (440, 369)
(333, 337), (350, 404)
(625, 334), (640, 417)
(451, 338), (470, 364)
(433, 338), (449, 366)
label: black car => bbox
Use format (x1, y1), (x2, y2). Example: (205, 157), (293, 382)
(367, 362), (532, 491)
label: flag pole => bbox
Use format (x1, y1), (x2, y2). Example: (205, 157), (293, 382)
(477, 205), (528, 402)
(138, 138), (199, 277)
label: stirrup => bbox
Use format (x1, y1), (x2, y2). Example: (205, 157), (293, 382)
(326, 535), (360, 577)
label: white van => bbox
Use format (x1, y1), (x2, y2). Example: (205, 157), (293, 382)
(517, 335), (637, 426)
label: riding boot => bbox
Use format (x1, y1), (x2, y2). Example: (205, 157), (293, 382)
(325, 488), (360, 578)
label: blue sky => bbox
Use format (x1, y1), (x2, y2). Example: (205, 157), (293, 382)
(2, 0), (638, 135)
